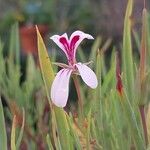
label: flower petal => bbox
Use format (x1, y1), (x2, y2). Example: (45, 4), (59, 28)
(51, 68), (72, 107)
(69, 31), (94, 58)
(50, 33), (69, 59)
(76, 63), (98, 89)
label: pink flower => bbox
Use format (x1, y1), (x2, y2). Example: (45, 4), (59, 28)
(50, 31), (98, 107)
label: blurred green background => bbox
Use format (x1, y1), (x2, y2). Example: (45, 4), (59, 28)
(0, 1), (150, 149)
(0, 0), (149, 43)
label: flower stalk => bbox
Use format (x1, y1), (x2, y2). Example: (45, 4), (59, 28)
(72, 74), (83, 115)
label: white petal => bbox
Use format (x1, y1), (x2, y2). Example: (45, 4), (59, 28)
(76, 63), (98, 89)
(51, 69), (72, 107)
(50, 33), (69, 58)
(69, 31), (94, 58)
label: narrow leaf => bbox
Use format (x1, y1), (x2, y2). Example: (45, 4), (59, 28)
(139, 8), (148, 83)
(67, 116), (82, 150)
(0, 97), (7, 150)
(54, 108), (73, 150)
(11, 115), (16, 150)
(9, 23), (20, 64)
(36, 26), (54, 95)
(122, 0), (134, 100)
(46, 134), (54, 150)
(16, 108), (25, 149)
(85, 110), (91, 150)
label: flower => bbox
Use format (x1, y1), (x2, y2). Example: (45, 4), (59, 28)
(50, 31), (98, 107)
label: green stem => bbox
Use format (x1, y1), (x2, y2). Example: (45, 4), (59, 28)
(72, 75), (83, 116)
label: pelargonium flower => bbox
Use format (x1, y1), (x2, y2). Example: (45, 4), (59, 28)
(50, 31), (98, 107)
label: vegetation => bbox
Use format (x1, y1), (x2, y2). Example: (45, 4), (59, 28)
(0, 0), (150, 149)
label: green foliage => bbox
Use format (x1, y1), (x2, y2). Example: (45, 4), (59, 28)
(122, 0), (134, 101)
(11, 116), (16, 150)
(0, 24), (44, 149)
(0, 0), (150, 149)
(0, 97), (7, 150)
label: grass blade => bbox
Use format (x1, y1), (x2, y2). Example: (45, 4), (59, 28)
(16, 108), (25, 149)
(139, 8), (148, 84)
(67, 116), (82, 150)
(46, 134), (54, 150)
(11, 115), (16, 150)
(9, 23), (20, 64)
(0, 97), (7, 150)
(138, 7), (149, 147)
(122, 0), (134, 100)
(36, 26), (54, 95)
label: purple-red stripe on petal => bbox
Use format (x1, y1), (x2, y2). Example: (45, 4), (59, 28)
(50, 31), (94, 65)
(59, 37), (70, 52)
(59, 36), (76, 63)
(50, 34), (69, 60)
(70, 35), (80, 52)
(69, 31), (94, 61)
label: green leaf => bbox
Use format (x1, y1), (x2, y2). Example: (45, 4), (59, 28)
(122, 0), (134, 100)
(102, 53), (116, 93)
(95, 50), (102, 107)
(121, 93), (145, 149)
(36, 26), (54, 94)
(16, 108), (25, 149)
(54, 108), (73, 150)
(9, 23), (20, 64)
(85, 110), (91, 150)
(132, 30), (140, 52)
(0, 97), (7, 150)
(67, 115), (82, 150)
(46, 134), (54, 150)
(11, 115), (16, 150)
(0, 41), (5, 84)
(138, 8), (149, 105)
(139, 8), (148, 83)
